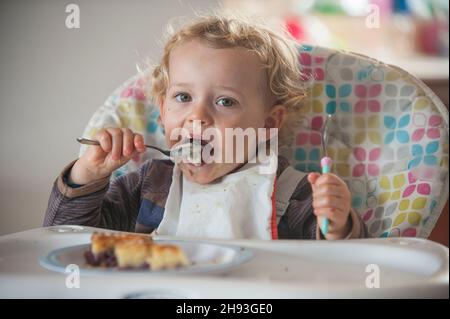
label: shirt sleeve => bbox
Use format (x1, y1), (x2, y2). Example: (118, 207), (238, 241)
(278, 177), (318, 240)
(315, 208), (370, 240)
(43, 159), (151, 231)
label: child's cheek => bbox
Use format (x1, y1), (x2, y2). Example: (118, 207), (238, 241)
(164, 128), (181, 148)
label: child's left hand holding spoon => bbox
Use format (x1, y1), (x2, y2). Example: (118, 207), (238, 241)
(307, 172), (352, 240)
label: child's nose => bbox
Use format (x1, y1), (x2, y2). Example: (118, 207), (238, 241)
(187, 101), (213, 126)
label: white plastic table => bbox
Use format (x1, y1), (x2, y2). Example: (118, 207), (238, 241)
(0, 226), (448, 298)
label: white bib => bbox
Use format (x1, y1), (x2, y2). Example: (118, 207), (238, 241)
(156, 155), (278, 240)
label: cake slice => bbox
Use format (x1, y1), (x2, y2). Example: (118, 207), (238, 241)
(146, 243), (190, 270)
(114, 240), (153, 269)
(84, 232), (189, 270)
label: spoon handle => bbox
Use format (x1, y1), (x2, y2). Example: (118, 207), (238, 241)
(76, 138), (171, 157)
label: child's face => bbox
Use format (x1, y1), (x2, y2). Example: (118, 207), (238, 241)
(159, 39), (285, 184)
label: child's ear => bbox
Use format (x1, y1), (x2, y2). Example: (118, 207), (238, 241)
(261, 104), (286, 142)
(264, 104), (286, 129)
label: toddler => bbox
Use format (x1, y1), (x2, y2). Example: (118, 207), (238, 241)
(45, 16), (368, 240)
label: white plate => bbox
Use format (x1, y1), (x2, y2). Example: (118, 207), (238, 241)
(39, 239), (253, 275)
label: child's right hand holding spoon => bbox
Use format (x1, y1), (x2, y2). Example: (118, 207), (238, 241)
(69, 128), (147, 185)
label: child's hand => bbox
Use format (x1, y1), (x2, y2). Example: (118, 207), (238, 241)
(307, 173), (352, 240)
(69, 128), (146, 185)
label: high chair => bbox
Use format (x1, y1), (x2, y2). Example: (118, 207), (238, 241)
(79, 45), (449, 243)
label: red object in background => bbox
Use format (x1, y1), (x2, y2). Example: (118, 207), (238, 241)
(285, 16), (304, 41)
(417, 20), (448, 56)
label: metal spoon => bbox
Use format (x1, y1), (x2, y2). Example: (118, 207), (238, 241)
(77, 137), (202, 162)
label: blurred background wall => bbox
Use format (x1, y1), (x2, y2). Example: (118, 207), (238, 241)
(0, 0), (220, 235)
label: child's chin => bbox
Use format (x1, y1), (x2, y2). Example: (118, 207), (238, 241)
(180, 162), (226, 184)
(186, 176), (214, 185)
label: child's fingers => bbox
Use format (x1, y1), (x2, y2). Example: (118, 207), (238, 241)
(315, 213), (347, 235)
(313, 185), (346, 199)
(122, 128), (134, 157)
(107, 128), (123, 161)
(314, 173), (344, 188)
(134, 134), (146, 152)
(307, 173), (321, 186)
(95, 130), (112, 153)
(313, 196), (344, 210)
(313, 207), (346, 222)
(315, 211), (339, 233)
(316, 214), (334, 232)
(314, 206), (348, 222)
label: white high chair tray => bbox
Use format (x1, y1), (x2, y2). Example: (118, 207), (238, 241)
(0, 226), (448, 298)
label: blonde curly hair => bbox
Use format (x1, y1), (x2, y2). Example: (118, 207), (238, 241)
(150, 15), (306, 146)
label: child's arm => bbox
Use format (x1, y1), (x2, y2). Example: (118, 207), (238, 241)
(43, 128), (147, 231)
(44, 160), (150, 231)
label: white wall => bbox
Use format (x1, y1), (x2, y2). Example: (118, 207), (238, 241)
(0, 0), (220, 235)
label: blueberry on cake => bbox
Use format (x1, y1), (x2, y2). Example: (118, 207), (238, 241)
(84, 232), (189, 270)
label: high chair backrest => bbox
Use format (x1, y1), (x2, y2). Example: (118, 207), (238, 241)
(80, 44), (449, 239)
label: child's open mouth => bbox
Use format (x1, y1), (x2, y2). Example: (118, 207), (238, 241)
(184, 137), (215, 167)
(170, 134), (218, 167)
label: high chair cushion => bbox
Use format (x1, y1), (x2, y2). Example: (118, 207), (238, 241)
(80, 45), (449, 239)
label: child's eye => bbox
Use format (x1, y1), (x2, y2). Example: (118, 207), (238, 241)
(216, 97), (236, 107)
(175, 93), (192, 103)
